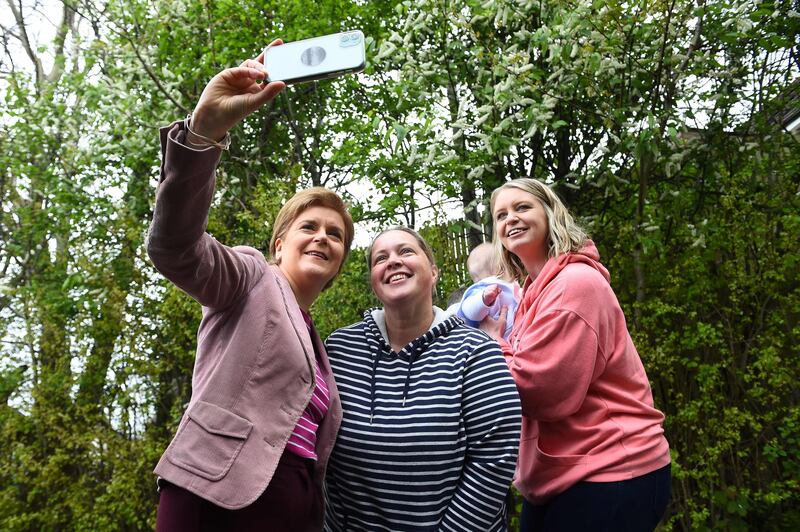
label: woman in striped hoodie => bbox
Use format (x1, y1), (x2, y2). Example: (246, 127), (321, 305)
(323, 227), (522, 531)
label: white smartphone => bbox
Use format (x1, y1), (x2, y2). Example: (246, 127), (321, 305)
(264, 31), (366, 85)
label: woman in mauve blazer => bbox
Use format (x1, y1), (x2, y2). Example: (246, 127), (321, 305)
(147, 39), (354, 531)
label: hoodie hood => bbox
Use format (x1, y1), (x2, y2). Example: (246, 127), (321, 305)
(521, 239), (609, 299)
(511, 240), (608, 340)
(362, 306), (461, 422)
(369, 306), (453, 345)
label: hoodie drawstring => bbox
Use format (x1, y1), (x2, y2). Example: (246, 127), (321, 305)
(402, 340), (422, 406)
(371, 341), (422, 420)
(369, 351), (382, 424)
(365, 312), (455, 424)
(402, 363), (412, 407)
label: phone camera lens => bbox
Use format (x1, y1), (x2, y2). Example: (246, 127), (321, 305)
(339, 32), (361, 47)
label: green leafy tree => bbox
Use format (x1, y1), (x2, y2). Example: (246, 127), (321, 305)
(371, 0), (799, 528)
(1, 0), (797, 529)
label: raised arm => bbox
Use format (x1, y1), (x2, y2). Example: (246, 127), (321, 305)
(146, 42), (286, 308)
(438, 340), (521, 531)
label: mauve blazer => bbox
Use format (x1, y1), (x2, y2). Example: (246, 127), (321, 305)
(146, 121), (342, 529)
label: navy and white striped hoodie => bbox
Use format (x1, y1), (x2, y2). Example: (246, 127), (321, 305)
(323, 307), (522, 531)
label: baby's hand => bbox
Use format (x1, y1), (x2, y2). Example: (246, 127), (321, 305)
(482, 284), (501, 306)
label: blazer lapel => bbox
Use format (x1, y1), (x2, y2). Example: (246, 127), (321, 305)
(271, 265), (315, 372)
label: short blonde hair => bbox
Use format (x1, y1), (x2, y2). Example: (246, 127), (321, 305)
(466, 242), (496, 281)
(269, 187), (355, 284)
(490, 179), (587, 282)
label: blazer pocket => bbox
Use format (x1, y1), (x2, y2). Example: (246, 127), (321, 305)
(166, 401), (253, 481)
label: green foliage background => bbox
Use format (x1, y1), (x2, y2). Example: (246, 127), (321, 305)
(1, 0), (798, 529)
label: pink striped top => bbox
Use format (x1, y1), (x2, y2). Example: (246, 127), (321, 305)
(285, 311), (330, 460)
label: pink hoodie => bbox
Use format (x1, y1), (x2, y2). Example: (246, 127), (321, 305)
(498, 240), (670, 504)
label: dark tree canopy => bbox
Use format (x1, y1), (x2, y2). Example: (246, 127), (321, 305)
(1, 0), (798, 529)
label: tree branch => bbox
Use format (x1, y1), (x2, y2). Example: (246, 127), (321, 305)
(123, 31), (188, 114)
(6, 0), (43, 84)
(45, 1), (77, 84)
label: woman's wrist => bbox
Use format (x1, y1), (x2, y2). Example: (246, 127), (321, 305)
(184, 114), (231, 150)
(189, 104), (226, 137)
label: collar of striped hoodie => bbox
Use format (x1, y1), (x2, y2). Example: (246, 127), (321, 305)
(369, 305), (451, 344)
(363, 306), (462, 423)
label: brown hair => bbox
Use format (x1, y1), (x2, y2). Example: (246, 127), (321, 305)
(366, 226), (436, 269)
(490, 179), (587, 282)
(269, 187), (355, 284)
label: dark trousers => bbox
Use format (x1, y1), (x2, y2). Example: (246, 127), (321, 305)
(155, 451), (319, 532)
(520, 463), (671, 532)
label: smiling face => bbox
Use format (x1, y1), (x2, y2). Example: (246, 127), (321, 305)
(369, 230), (438, 309)
(492, 187), (550, 271)
(274, 205), (346, 304)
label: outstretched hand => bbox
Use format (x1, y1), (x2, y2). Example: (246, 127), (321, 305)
(190, 39), (287, 142)
(479, 305), (508, 342)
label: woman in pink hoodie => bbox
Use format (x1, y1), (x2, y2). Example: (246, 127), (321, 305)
(480, 178), (671, 531)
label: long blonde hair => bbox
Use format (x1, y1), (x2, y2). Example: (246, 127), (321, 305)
(490, 179), (587, 281)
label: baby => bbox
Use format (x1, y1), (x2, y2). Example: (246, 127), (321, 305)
(453, 243), (520, 339)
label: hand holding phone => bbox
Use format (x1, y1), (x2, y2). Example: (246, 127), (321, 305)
(264, 31), (366, 85)
(190, 40), (286, 143)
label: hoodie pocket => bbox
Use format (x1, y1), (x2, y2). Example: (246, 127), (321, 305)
(535, 438), (589, 467)
(166, 401), (253, 481)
